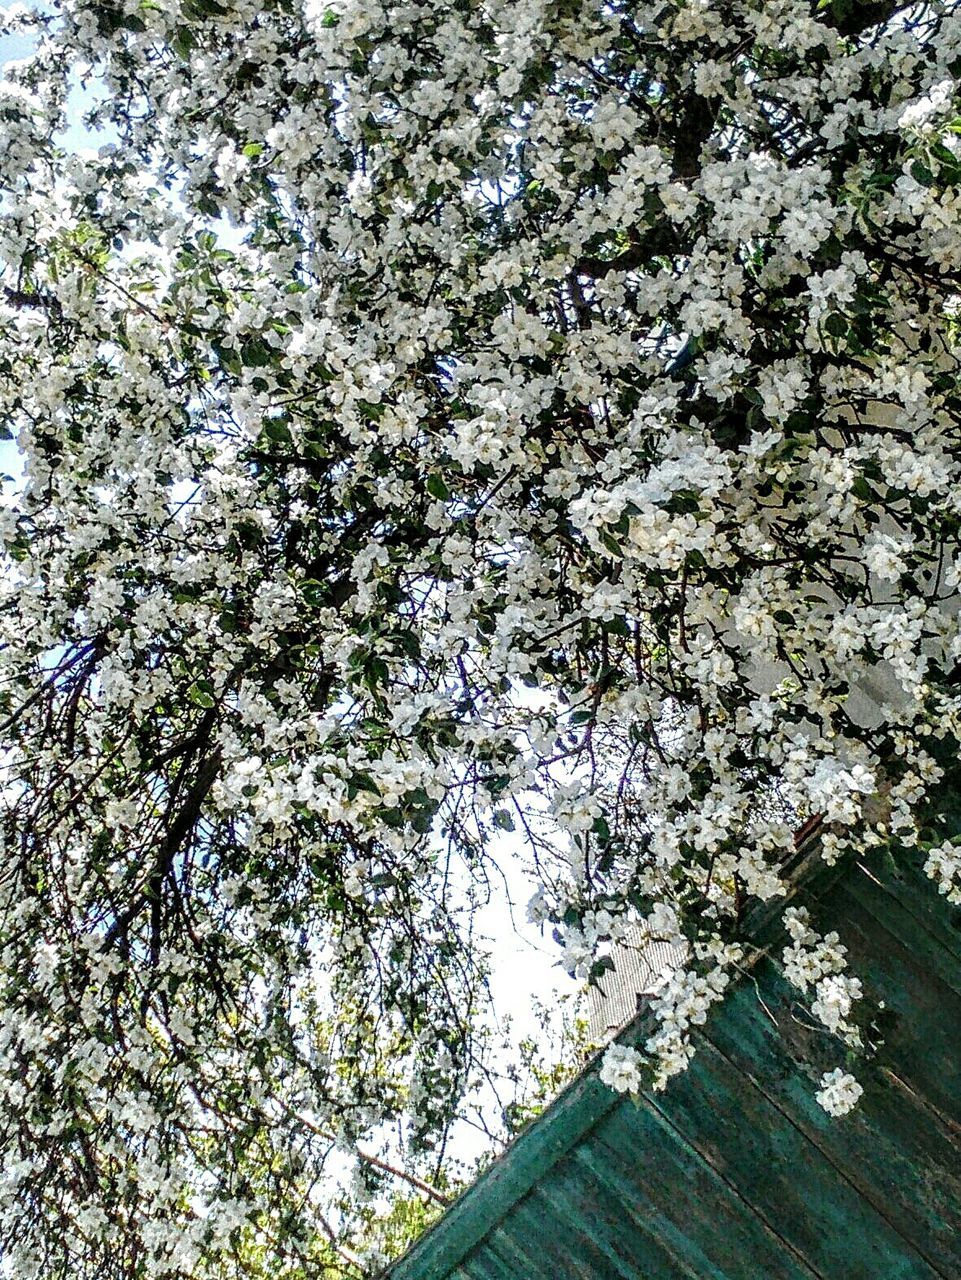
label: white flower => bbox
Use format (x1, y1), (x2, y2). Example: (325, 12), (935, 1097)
(816, 1068), (863, 1117)
(599, 1043), (645, 1094)
(811, 973), (863, 1037)
(924, 840), (961, 904)
(864, 534), (909, 583)
(3, 0), (961, 1261)
(526, 886), (550, 924)
(783, 905), (865, 1052)
(898, 80), (955, 133)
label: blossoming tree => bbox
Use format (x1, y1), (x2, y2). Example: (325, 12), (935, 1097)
(1, 0), (960, 1273)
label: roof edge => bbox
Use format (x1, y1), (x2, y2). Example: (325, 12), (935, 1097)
(383, 824), (837, 1280)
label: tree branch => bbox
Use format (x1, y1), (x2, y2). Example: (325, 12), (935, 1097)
(291, 1109), (452, 1206)
(818, 1), (907, 37)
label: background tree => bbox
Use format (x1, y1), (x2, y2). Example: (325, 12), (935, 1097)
(1, 0), (961, 1274)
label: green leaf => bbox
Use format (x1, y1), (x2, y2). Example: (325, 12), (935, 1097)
(910, 159), (935, 188)
(214, 344), (242, 376)
(188, 681), (216, 708)
(263, 418), (292, 444)
(426, 473), (450, 501)
(183, 0), (229, 16)
(347, 772), (380, 799)
(171, 25), (196, 58)
(409, 807), (436, 834)
(241, 338), (272, 368)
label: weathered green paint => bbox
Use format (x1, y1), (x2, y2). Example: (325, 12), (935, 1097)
(654, 1037), (940, 1279)
(384, 849), (961, 1280)
(587, 1107), (817, 1279)
(704, 969), (961, 1276)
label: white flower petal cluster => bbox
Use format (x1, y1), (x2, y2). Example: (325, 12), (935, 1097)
(645, 944), (741, 1090)
(924, 839), (961, 904)
(783, 907), (863, 1048)
(815, 1068), (864, 1118)
(599, 1042), (645, 1094)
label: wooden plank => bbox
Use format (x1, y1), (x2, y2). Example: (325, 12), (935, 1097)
(383, 1061), (626, 1280)
(810, 881), (961, 1127)
(653, 1032), (943, 1278)
(703, 966), (961, 1275)
(537, 1148), (702, 1280)
(455, 1239), (522, 1280)
(504, 1190), (637, 1280)
(470, 1221), (566, 1280)
(494, 1201), (626, 1280)
(851, 850), (961, 969)
(590, 1097), (821, 1279)
(570, 1140), (748, 1280)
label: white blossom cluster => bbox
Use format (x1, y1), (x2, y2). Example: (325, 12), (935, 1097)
(599, 1042), (645, 1094)
(783, 906), (864, 1047)
(815, 1067), (864, 1118)
(782, 905), (866, 1115)
(924, 837), (961, 903)
(0, 0), (959, 1271)
(645, 946), (740, 1090)
(599, 935), (739, 1096)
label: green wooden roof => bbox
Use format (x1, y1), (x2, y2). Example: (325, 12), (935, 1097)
(384, 846), (961, 1280)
